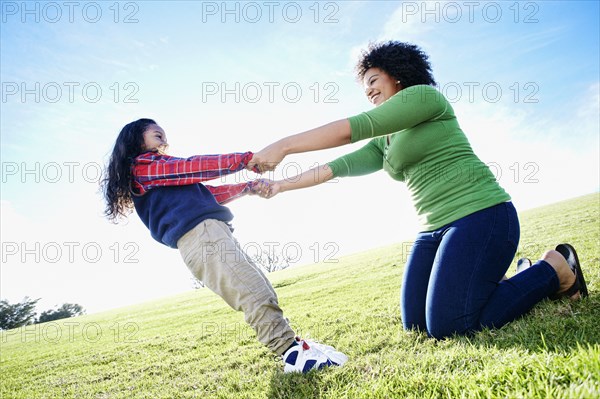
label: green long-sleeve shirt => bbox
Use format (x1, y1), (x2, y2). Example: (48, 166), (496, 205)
(328, 84), (511, 231)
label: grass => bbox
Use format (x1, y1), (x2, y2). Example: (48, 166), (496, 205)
(1, 193), (599, 399)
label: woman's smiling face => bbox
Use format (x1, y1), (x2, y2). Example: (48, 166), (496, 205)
(363, 67), (402, 106)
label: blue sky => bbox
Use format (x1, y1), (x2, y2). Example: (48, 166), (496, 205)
(1, 1), (598, 315)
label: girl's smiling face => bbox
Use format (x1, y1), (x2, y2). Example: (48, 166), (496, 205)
(363, 67), (402, 106)
(142, 124), (168, 153)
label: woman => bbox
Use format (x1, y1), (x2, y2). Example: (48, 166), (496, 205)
(248, 41), (588, 339)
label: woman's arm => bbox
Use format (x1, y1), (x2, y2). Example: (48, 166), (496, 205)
(249, 86), (448, 173)
(249, 119), (352, 173)
(254, 163), (334, 198)
(254, 138), (385, 198)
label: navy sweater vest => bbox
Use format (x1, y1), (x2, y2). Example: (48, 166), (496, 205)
(132, 184), (234, 248)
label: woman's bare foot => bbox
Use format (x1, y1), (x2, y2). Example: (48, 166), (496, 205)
(541, 250), (580, 300)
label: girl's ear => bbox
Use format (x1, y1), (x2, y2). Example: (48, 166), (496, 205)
(139, 136), (148, 153)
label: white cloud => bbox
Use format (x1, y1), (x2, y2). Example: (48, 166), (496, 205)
(577, 82), (600, 121)
(378, 3), (435, 44)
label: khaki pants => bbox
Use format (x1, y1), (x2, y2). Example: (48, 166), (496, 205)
(177, 219), (296, 355)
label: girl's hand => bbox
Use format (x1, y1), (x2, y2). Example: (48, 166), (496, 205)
(251, 179), (282, 199)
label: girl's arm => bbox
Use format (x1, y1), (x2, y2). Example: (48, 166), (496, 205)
(249, 119), (352, 173)
(205, 182), (256, 204)
(132, 151), (255, 194)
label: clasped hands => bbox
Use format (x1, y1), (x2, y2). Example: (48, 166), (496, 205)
(247, 144), (285, 199)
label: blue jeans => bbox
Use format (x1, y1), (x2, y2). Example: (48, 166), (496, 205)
(401, 201), (560, 338)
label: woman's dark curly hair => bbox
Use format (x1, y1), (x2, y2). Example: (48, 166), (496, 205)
(101, 118), (156, 222)
(355, 41), (436, 87)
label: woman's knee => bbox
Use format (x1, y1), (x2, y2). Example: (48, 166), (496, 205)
(426, 324), (454, 340)
(426, 310), (471, 339)
(402, 319), (427, 333)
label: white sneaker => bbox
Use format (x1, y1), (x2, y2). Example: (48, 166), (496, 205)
(516, 258), (532, 274)
(282, 337), (348, 373)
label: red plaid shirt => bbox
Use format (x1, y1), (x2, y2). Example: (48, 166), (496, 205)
(131, 151), (256, 204)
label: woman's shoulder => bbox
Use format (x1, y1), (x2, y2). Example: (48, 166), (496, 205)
(384, 84), (446, 107)
(401, 84), (444, 100)
(385, 84), (451, 117)
(406, 85), (455, 116)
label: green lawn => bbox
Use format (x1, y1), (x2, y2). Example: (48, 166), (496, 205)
(2, 193), (599, 399)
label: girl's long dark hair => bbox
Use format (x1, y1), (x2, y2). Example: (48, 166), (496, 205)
(101, 118), (156, 222)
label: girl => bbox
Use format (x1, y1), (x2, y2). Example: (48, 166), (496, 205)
(101, 118), (347, 373)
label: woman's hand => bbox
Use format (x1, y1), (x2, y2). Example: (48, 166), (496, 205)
(248, 143), (286, 173)
(247, 119), (352, 174)
(250, 179), (282, 199)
